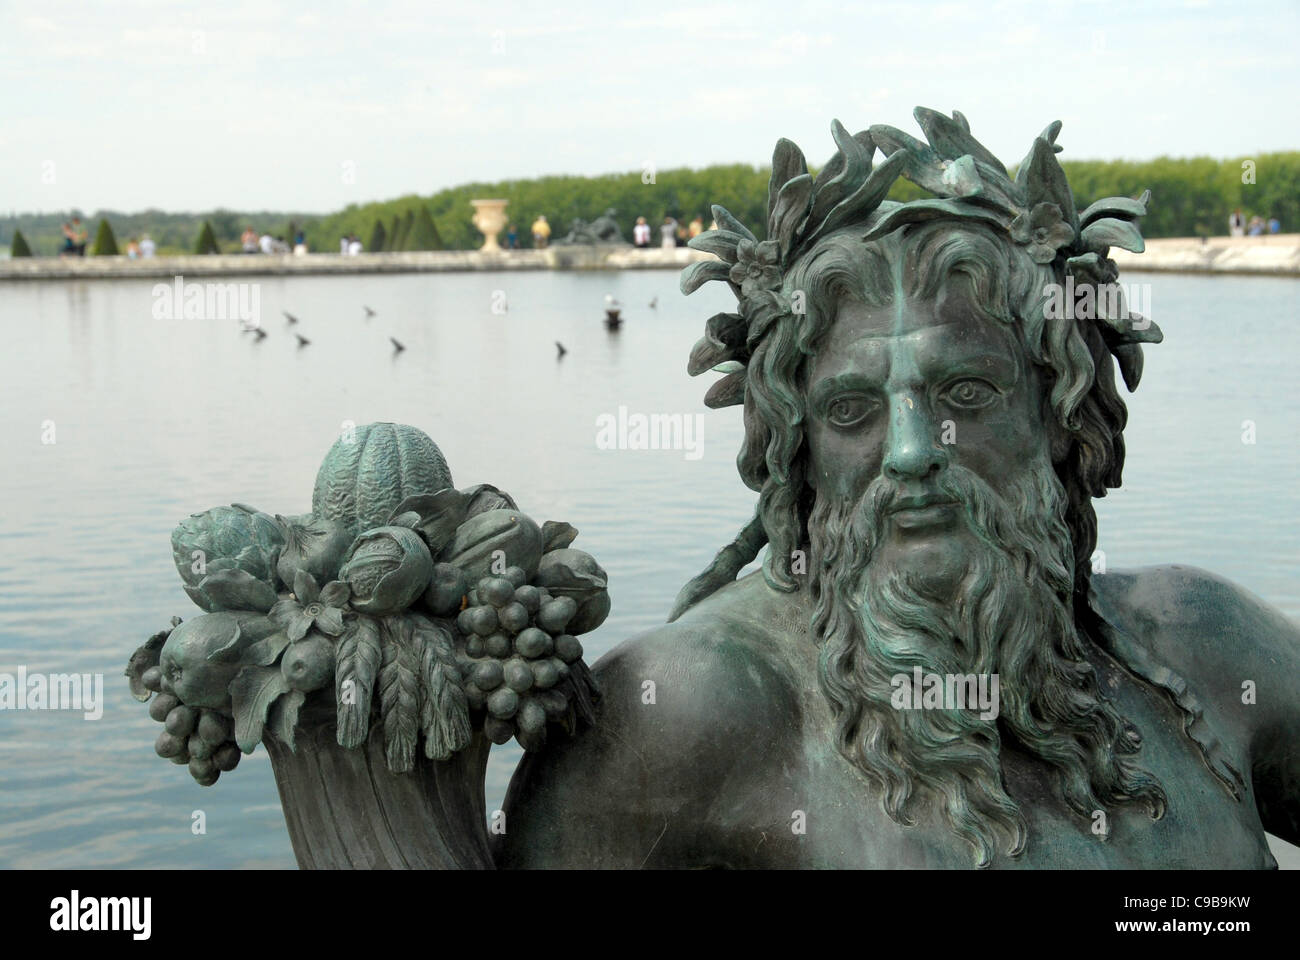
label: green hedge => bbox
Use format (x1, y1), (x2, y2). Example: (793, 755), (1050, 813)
(405, 205), (443, 251)
(90, 218), (119, 256)
(194, 220), (220, 255)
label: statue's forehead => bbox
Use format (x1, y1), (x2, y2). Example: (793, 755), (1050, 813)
(825, 290), (1009, 345)
(809, 292), (1026, 392)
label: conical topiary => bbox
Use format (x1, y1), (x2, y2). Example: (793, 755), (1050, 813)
(194, 220), (220, 255)
(387, 215), (401, 252)
(368, 219), (387, 253)
(10, 230), (32, 257)
(91, 218), (119, 256)
(405, 206), (443, 251)
(393, 209), (414, 251)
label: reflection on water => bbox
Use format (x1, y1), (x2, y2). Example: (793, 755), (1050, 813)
(0, 270), (1296, 868)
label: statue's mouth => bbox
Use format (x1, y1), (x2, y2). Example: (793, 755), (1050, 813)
(888, 497), (958, 529)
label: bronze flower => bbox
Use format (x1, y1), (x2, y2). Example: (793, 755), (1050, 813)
(270, 570), (349, 641)
(1009, 202), (1075, 264)
(729, 239), (782, 297)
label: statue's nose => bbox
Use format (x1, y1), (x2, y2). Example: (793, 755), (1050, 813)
(882, 395), (948, 482)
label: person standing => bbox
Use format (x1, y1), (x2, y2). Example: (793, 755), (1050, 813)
(348, 235), (363, 255)
(531, 215), (551, 249)
(688, 215), (704, 238)
(242, 226), (259, 253)
(660, 216), (678, 250)
(633, 216), (651, 247)
(140, 234), (156, 258)
(1229, 209), (1245, 237)
(68, 217), (88, 256)
(506, 224), (519, 249)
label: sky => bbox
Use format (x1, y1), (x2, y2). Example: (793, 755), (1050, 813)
(1, 0), (1296, 215)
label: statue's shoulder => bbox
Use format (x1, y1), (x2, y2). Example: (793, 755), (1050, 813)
(593, 570), (813, 737)
(1094, 564), (1296, 645)
(497, 572), (812, 867)
(1092, 564), (1300, 728)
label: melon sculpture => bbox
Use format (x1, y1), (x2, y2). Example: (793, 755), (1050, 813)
(312, 422), (454, 533)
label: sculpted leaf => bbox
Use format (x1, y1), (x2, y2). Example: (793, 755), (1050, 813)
(460, 483), (518, 518)
(1015, 137), (1078, 233)
(194, 568), (278, 614)
(540, 520), (579, 553)
(767, 137), (809, 225)
(913, 107), (1006, 175)
(1079, 194), (1149, 228)
(679, 259), (732, 296)
(389, 511), (422, 529)
(230, 665), (290, 753)
(238, 631), (292, 667)
(268, 689), (307, 753)
(769, 173), (814, 259)
(686, 230), (746, 263)
(1081, 217), (1145, 254)
(125, 626), (171, 701)
(391, 487), (471, 552)
(703, 369), (746, 409)
(809, 124), (876, 214)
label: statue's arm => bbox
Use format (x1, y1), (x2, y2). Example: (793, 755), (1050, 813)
(1231, 586), (1300, 846)
(494, 622), (805, 868)
(1115, 566), (1300, 845)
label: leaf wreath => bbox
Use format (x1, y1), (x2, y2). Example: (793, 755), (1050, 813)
(681, 107), (1163, 407)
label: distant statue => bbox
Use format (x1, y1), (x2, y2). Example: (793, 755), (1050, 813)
(126, 109), (1299, 870)
(555, 218), (600, 245)
(555, 208), (626, 245)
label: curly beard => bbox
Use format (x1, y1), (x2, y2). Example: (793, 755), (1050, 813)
(809, 456), (1166, 866)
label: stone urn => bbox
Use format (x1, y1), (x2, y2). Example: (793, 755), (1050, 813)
(471, 199), (509, 252)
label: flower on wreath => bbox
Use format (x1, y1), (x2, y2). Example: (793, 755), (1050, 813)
(1009, 202), (1075, 264)
(729, 239), (782, 299)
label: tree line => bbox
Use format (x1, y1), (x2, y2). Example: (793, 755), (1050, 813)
(4, 152), (1296, 256)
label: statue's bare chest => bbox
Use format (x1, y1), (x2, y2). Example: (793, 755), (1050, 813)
(725, 675), (1274, 869)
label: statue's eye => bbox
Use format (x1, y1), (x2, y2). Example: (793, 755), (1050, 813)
(826, 394), (877, 427)
(943, 379), (998, 409)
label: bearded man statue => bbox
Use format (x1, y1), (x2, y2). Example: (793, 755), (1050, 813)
(497, 109), (1300, 869)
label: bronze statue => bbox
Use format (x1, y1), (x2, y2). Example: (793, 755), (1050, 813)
(554, 208), (626, 245)
(126, 109), (1299, 869)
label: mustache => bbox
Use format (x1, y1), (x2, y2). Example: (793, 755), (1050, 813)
(828, 459), (1074, 592)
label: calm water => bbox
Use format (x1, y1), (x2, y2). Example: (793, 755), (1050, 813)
(0, 269), (1296, 869)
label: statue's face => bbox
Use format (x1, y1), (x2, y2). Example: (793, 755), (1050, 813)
(805, 280), (1051, 581)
